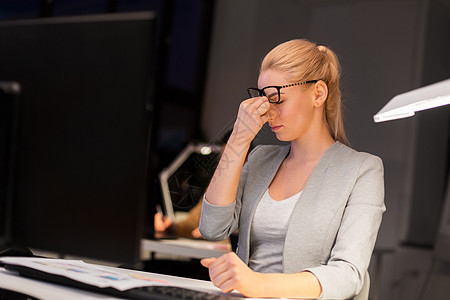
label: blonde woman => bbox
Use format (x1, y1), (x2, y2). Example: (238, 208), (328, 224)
(199, 39), (385, 299)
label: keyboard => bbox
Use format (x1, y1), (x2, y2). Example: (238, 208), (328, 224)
(4, 263), (244, 300)
(128, 285), (244, 300)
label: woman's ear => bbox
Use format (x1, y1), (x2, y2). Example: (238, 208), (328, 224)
(314, 80), (328, 107)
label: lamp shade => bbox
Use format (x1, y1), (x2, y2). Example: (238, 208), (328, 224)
(374, 78), (450, 123)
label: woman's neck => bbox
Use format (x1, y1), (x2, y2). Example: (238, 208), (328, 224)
(288, 127), (335, 164)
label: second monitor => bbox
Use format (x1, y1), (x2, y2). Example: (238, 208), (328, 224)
(0, 12), (159, 265)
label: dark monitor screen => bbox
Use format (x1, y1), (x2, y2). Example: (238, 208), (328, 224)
(0, 12), (158, 264)
(0, 82), (21, 245)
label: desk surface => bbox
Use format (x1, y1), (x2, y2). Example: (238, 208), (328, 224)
(0, 238), (232, 299)
(141, 238), (231, 259)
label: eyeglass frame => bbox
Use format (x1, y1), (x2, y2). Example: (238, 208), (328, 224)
(247, 80), (319, 104)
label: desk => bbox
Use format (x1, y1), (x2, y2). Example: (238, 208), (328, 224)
(0, 263), (282, 300)
(141, 238), (230, 260)
(30, 238), (230, 265)
(0, 265), (239, 299)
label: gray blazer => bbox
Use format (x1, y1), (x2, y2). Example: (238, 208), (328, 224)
(199, 142), (385, 299)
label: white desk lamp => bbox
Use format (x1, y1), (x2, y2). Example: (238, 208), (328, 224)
(373, 78), (450, 123)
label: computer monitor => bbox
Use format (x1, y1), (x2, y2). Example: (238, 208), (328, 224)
(0, 12), (158, 265)
(0, 82), (21, 247)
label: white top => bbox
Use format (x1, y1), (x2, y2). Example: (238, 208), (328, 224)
(249, 189), (302, 273)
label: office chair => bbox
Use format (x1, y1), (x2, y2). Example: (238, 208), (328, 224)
(353, 271), (370, 300)
(419, 168), (450, 300)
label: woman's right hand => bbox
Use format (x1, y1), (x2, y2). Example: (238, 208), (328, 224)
(203, 96), (270, 207)
(232, 96), (271, 145)
(201, 252), (264, 297)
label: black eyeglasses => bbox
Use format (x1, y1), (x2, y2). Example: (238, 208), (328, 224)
(247, 80), (318, 104)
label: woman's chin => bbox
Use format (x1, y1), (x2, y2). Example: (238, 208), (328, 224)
(274, 132), (291, 142)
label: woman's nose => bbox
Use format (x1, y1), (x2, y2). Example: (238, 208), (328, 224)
(267, 105), (278, 120)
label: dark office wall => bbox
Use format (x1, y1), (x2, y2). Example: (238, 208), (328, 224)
(406, 0), (450, 246)
(0, 0), (41, 19)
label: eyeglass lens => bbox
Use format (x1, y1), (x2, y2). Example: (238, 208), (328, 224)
(248, 87), (280, 103)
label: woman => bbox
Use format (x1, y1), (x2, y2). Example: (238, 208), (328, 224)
(199, 39), (385, 299)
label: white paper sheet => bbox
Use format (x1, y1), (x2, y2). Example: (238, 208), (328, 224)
(0, 257), (170, 291)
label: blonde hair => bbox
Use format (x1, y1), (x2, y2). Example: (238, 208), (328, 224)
(261, 39), (348, 145)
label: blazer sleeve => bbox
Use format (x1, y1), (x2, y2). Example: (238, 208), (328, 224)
(198, 157), (250, 241)
(304, 155), (386, 299)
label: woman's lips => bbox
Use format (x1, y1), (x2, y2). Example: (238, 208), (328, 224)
(270, 125), (282, 132)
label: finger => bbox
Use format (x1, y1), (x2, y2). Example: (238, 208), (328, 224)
(238, 97), (268, 121)
(208, 263), (237, 294)
(154, 213), (163, 223)
(216, 277), (235, 294)
(163, 217), (172, 227)
(243, 97), (269, 119)
(250, 96), (269, 110)
(211, 270), (234, 292)
(245, 94), (267, 102)
(260, 113), (269, 124)
(240, 96), (267, 111)
(154, 213), (164, 231)
(207, 253), (239, 281)
(254, 101), (270, 116)
(191, 227), (202, 238)
(207, 258), (231, 280)
(200, 257), (216, 268)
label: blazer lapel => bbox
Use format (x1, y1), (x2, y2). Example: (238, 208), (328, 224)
(283, 141), (344, 272)
(239, 144), (291, 264)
